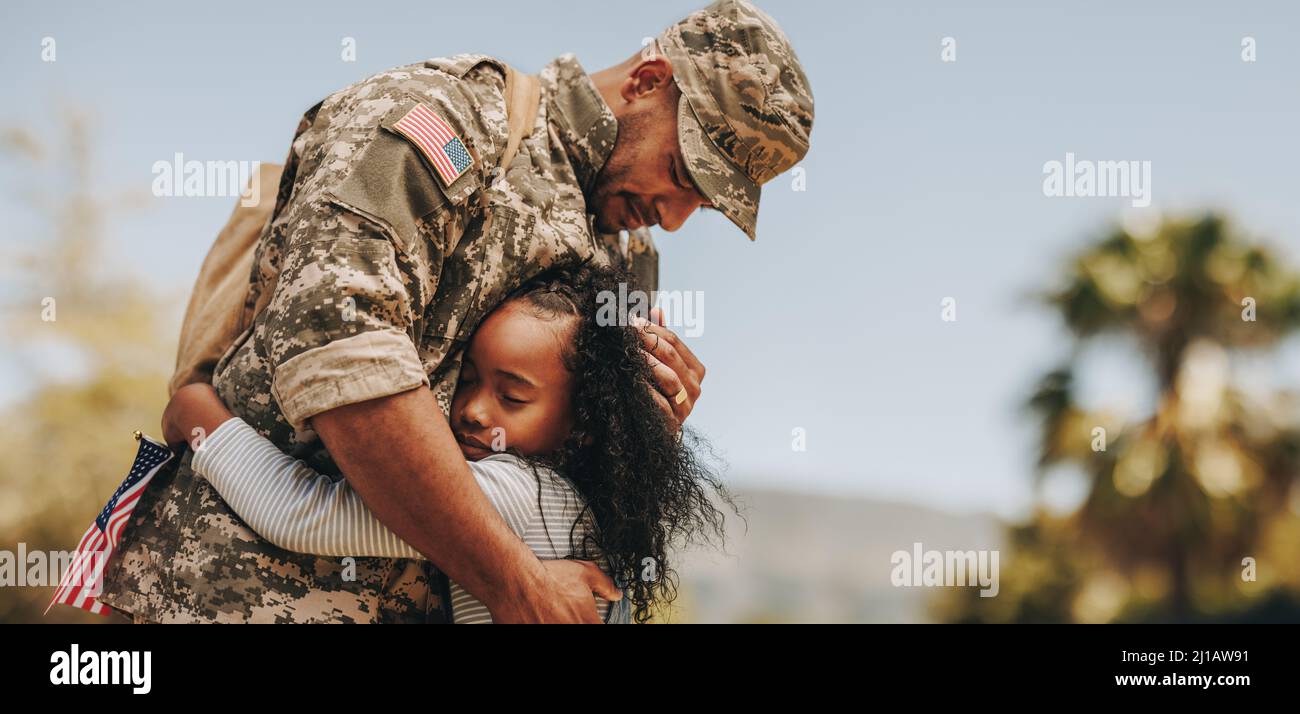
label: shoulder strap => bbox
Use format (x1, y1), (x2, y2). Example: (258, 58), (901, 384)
(499, 65), (541, 173)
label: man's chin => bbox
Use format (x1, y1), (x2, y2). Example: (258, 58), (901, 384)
(592, 211), (622, 235)
(590, 193), (627, 234)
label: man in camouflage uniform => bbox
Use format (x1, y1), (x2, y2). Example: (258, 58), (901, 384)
(100, 0), (814, 623)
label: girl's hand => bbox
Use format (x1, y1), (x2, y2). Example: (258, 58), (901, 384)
(162, 383), (235, 451)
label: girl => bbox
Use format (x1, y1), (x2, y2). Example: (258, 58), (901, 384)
(162, 264), (735, 623)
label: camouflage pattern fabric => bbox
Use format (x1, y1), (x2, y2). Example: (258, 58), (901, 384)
(99, 53), (654, 623)
(658, 0), (815, 240)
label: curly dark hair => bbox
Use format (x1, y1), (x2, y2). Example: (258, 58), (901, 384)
(502, 262), (738, 623)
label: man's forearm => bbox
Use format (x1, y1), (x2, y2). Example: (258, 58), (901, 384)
(309, 386), (545, 613)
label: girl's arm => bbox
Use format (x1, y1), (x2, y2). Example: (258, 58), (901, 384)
(193, 417), (425, 558)
(164, 384), (537, 559)
(162, 383), (238, 452)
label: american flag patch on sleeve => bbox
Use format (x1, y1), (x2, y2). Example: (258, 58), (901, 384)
(391, 103), (475, 186)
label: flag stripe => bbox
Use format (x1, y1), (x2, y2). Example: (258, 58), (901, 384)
(392, 103), (472, 184)
(410, 109), (456, 146)
(405, 104), (454, 143)
(46, 436), (173, 617)
(400, 126), (455, 179)
(397, 120), (456, 179)
(395, 109), (456, 179)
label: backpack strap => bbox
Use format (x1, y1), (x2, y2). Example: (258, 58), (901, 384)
(476, 64), (540, 217)
(170, 67), (542, 396)
(499, 65), (541, 174)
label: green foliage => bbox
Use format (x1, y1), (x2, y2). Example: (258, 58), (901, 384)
(942, 214), (1300, 623)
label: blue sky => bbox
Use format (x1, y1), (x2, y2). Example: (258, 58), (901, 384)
(3, 0), (1298, 519)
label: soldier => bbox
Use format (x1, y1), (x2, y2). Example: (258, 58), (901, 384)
(100, 0), (814, 623)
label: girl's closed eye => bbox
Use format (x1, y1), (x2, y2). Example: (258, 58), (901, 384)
(496, 369), (538, 407)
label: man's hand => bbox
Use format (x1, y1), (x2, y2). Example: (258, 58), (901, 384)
(311, 387), (618, 623)
(633, 307), (705, 427)
(488, 560), (624, 624)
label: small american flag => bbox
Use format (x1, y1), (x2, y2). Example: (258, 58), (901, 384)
(46, 433), (173, 616)
(391, 103), (475, 185)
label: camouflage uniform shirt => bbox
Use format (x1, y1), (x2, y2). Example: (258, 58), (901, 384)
(99, 53), (657, 623)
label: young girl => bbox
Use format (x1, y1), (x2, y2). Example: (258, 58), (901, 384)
(162, 264), (734, 623)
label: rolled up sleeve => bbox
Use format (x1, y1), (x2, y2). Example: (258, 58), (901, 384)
(265, 203), (438, 429)
(273, 329), (428, 428)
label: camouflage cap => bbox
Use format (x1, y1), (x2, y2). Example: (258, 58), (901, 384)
(658, 0), (814, 240)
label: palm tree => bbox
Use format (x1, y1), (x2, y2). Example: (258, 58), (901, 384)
(1027, 214), (1300, 620)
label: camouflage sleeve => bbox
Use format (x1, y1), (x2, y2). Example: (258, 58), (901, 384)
(263, 61), (507, 428)
(266, 197), (435, 429)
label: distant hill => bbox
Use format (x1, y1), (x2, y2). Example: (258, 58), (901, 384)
(671, 489), (1004, 623)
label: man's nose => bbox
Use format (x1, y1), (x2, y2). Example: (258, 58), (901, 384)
(656, 194), (704, 232)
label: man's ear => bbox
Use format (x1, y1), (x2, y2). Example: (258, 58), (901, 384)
(621, 56), (674, 104)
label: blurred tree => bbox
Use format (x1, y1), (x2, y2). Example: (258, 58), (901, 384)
(938, 214), (1300, 623)
(0, 116), (175, 623)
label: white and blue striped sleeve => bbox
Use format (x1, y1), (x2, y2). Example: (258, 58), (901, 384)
(190, 418), (539, 558)
(463, 455), (542, 539)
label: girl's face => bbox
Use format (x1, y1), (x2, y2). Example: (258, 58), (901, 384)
(450, 300), (577, 461)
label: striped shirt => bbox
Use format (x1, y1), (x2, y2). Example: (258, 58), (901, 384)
(191, 418), (629, 624)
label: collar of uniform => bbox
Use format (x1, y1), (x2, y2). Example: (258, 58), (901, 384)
(540, 53), (618, 197)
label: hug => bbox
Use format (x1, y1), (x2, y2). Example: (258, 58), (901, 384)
(92, 0), (813, 623)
